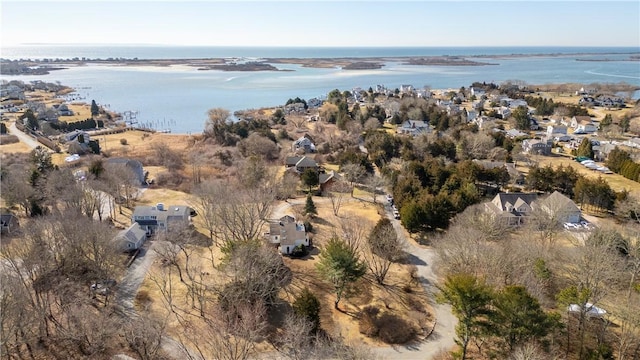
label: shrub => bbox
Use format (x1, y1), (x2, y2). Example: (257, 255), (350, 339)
(377, 313), (416, 344)
(358, 305), (380, 337)
(290, 244), (309, 258)
(0, 135), (19, 145)
(293, 288), (321, 333)
(120, 138), (128, 145)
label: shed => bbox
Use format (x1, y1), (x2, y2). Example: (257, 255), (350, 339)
(115, 223), (148, 252)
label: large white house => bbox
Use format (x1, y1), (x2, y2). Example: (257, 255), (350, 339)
(268, 216), (309, 255)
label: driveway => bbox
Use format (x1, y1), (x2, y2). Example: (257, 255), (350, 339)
(8, 121), (43, 150)
(271, 196), (458, 359)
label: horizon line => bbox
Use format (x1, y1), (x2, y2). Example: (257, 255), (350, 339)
(4, 43), (640, 48)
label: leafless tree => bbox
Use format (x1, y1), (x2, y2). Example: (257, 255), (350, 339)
(192, 180), (274, 245)
(325, 181), (351, 217)
(340, 163), (365, 197)
(238, 133), (280, 161)
(337, 215), (372, 254)
(123, 314), (169, 360)
(0, 166), (34, 216)
(364, 218), (405, 285)
(363, 117), (381, 132)
(204, 107), (231, 139)
(365, 175), (386, 204)
(459, 131), (495, 160)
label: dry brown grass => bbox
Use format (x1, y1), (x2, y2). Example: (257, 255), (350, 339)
(0, 139), (33, 153)
(527, 153), (640, 197)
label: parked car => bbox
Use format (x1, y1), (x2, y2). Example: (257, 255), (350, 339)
(386, 194), (394, 203)
(393, 211), (400, 220)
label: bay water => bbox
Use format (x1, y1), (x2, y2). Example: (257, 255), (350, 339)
(1, 46), (639, 134)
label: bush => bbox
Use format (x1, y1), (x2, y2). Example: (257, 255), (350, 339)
(303, 221), (313, 233)
(376, 313), (416, 344)
(120, 138), (128, 145)
(358, 306), (380, 337)
(0, 134), (19, 145)
(290, 244), (309, 258)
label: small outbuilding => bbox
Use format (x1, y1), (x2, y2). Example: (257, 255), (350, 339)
(114, 223), (148, 252)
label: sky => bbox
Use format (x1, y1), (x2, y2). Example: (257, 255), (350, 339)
(1, 1), (639, 48)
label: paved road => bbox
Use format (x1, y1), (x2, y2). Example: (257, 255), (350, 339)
(271, 197), (458, 359)
(8, 121), (43, 150)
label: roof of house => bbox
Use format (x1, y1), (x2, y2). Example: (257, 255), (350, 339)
(573, 116), (592, 123)
(492, 193), (539, 213)
(269, 217), (306, 246)
(540, 191), (580, 213)
(117, 223), (147, 244)
(285, 156), (302, 166)
(105, 158), (143, 168)
(295, 156), (318, 168)
(319, 170), (341, 184)
(132, 205), (191, 223)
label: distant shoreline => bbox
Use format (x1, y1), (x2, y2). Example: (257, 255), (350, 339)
(3, 51), (639, 75)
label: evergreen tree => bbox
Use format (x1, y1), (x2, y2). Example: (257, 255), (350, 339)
(490, 286), (559, 352)
(316, 236), (367, 309)
(301, 168), (319, 192)
(292, 288), (321, 333)
(437, 273), (493, 360)
(90, 100), (100, 117)
(576, 138), (594, 159)
(304, 193), (317, 217)
(600, 114), (613, 130)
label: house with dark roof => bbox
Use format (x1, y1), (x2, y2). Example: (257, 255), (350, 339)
(131, 204), (191, 235)
(292, 135), (316, 153)
(267, 216), (309, 255)
(485, 192), (539, 226)
(0, 209), (19, 234)
(284, 156), (318, 174)
(319, 170), (344, 192)
(523, 138), (552, 155)
(536, 191), (581, 224)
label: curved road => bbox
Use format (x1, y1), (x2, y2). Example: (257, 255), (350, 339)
(8, 121), (43, 150)
(271, 197), (458, 359)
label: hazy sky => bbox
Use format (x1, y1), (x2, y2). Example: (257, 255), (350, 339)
(2, 1), (639, 47)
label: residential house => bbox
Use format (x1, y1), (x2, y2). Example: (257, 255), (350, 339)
(114, 223), (148, 252)
(523, 138), (552, 155)
(472, 99), (485, 110)
(319, 170), (343, 192)
(105, 158), (146, 185)
(65, 129), (91, 144)
(131, 204), (192, 235)
(397, 120), (430, 136)
(292, 135), (316, 153)
(507, 99), (528, 109)
(0, 209), (19, 234)
(268, 216), (309, 255)
(536, 191), (581, 223)
(506, 129), (528, 139)
(485, 192), (539, 226)
(465, 110), (478, 123)
(416, 88), (432, 98)
(497, 107), (511, 119)
(470, 87), (486, 98)
(571, 116), (597, 133)
(57, 104), (74, 116)
(547, 125), (568, 138)
(284, 156), (318, 174)
(400, 84), (414, 94)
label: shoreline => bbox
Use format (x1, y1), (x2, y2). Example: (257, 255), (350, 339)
(2, 51), (638, 75)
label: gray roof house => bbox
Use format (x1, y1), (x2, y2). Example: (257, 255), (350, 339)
(537, 191), (581, 224)
(114, 223), (148, 252)
(105, 158), (146, 185)
(292, 136), (316, 153)
(485, 192), (539, 226)
(397, 120), (430, 136)
(267, 216), (309, 255)
(523, 138), (552, 155)
(131, 204), (191, 234)
(285, 156), (318, 173)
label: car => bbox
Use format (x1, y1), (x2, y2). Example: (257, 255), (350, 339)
(393, 211), (400, 220)
(386, 194), (394, 203)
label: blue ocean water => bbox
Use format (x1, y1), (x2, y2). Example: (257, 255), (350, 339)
(1, 46), (639, 134)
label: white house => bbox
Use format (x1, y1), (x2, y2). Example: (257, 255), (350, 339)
(497, 107), (511, 119)
(131, 204), (192, 234)
(571, 116), (597, 133)
(292, 136), (316, 153)
(470, 87), (486, 97)
(268, 216), (309, 255)
(397, 120), (430, 136)
(547, 125), (568, 137)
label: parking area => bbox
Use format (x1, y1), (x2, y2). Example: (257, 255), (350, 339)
(563, 219), (596, 232)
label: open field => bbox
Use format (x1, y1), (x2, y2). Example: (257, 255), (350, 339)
(521, 153), (640, 197)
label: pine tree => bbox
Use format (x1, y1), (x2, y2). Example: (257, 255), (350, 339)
(576, 138), (594, 159)
(304, 193), (317, 217)
(293, 288), (321, 333)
